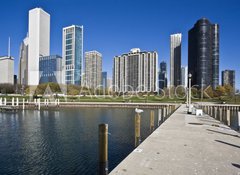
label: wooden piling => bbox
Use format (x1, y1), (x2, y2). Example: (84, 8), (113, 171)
(158, 109), (162, 126)
(99, 124), (108, 175)
(135, 113), (141, 147)
(150, 110), (155, 132)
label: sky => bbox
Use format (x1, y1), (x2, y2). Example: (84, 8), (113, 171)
(0, 0), (239, 88)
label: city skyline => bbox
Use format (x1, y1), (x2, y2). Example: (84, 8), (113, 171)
(0, 0), (239, 88)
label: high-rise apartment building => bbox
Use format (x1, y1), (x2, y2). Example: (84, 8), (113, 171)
(222, 70), (235, 91)
(18, 36), (28, 85)
(63, 25), (83, 85)
(28, 8), (50, 85)
(188, 18), (219, 89)
(84, 51), (102, 89)
(0, 56), (14, 84)
(181, 66), (188, 88)
(170, 33), (182, 87)
(159, 61), (168, 89)
(102, 72), (107, 89)
(39, 55), (63, 84)
(113, 48), (158, 92)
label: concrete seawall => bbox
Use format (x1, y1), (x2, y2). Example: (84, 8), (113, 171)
(110, 105), (240, 175)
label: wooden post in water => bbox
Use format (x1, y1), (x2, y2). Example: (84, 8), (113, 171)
(135, 113), (141, 147)
(158, 109), (162, 126)
(99, 124), (108, 175)
(227, 110), (230, 126)
(150, 110), (155, 132)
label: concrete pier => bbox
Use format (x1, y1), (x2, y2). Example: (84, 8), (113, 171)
(110, 105), (240, 175)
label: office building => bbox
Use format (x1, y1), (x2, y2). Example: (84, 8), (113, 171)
(28, 8), (50, 85)
(222, 70), (235, 91)
(170, 33), (182, 87)
(113, 48), (158, 92)
(102, 72), (107, 89)
(18, 36), (28, 85)
(63, 25), (83, 85)
(0, 56), (14, 84)
(181, 66), (188, 88)
(39, 55), (63, 84)
(84, 51), (102, 89)
(188, 18), (219, 89)
(158, 61), (168, 89)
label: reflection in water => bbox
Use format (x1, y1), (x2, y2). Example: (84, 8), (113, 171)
(0, 108), (158, 174)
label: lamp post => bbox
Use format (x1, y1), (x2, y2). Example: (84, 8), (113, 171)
(188, 73), (192, 114)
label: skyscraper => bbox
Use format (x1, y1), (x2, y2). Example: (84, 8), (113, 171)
(39, 55), (63, 84)
(113, 48), (158, 92)
(222, 70), (235, 91)
(181, 66), (188, 88)
(188, 18), (219, 89)
(158, 61), (168, 89)
(28, 8), (50, 85)
(18, 36), (28, 85)
(84, 51), (102, 89)
(170, 33), (182, 87)
(63, 25), (83, 85)
(0, 56), (14, 84)
(102, 72), (107, 89)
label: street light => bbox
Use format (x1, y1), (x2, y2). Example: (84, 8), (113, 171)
(188, 73), (192, 114)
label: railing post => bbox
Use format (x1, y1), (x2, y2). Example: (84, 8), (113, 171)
(227, 110), (230, 126)
(219, 108), (222, 122)
(238, 112), (240, 131)
(23, 98), (25, 110)
(99, 124), (108, 175)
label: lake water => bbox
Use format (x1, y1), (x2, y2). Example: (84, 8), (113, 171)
(0, 108), (159, 175)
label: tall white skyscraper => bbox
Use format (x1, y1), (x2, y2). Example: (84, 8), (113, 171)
(170, 33), (182, 87)
(85, 51), (102, 89)
(62, 25), (83, 85)
(181, 66), (188, 88)
(28, 8), (50, 85)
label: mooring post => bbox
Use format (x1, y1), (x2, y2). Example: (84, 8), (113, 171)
(150, 110), (155, 132)
(99, 124), (108, 175)
(23, 98), (25, 110)
(135, 113), (141, 147)
(158, 108), (162, 126)
(227, 110), (230, 126)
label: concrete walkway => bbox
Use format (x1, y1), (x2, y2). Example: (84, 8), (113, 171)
(110, 105), (240, 175)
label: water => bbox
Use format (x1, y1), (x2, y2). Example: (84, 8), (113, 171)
(0, 108), (159, 175)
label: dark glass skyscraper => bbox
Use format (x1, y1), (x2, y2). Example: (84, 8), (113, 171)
(159, 61), (168, 89)
(188, 18), (219, 89)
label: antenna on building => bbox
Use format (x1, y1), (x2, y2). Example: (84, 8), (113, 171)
(8, 37), (11, 57)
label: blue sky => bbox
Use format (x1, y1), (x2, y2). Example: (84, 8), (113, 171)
(0, 0), (239, 88)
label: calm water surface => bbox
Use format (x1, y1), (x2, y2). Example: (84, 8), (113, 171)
(0, 108), (159, 175)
